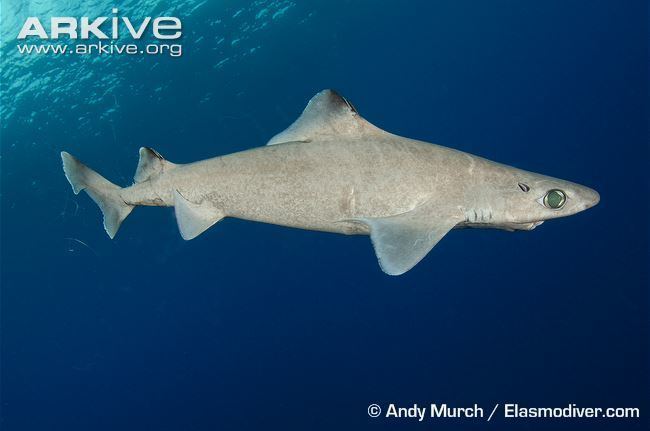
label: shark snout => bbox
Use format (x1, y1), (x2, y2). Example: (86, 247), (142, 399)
(573, 186), (600, 212)
(581, 187), (600, 210)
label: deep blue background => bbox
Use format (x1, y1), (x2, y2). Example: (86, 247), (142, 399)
(1, 1), (648, 430)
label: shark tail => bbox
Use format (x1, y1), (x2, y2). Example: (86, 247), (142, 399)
(61, 151), (134, 239)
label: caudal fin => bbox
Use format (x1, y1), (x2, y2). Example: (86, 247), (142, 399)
(61, 151), (134, 239)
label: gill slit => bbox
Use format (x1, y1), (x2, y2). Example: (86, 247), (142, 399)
(464, 208), (493, 223)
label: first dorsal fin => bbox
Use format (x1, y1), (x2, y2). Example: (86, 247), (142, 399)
(134, 147), (177, 183)
(266, 89), (384, 146)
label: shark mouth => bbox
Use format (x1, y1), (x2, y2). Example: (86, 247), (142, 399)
(515, 221), (545, 231)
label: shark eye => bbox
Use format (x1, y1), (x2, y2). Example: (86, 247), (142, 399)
(543, 189), (566, 209)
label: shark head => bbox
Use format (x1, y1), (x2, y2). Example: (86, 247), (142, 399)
(492, 169), (600, 230)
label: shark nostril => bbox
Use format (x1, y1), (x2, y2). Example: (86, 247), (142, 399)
(579, 189), (600, 210)
(584, 189), (600, 208)
(592, 191), (601, 205)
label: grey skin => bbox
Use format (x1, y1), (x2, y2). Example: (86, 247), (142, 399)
(61, 89), (599, 275)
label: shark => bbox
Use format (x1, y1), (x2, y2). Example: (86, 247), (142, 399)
(61, 89), (600, 275)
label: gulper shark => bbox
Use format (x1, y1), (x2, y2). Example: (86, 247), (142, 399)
(61, 89), (600, 275)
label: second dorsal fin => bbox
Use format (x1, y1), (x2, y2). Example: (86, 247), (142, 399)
(134, 147), (177, 183)
(266, 89), (384, 146)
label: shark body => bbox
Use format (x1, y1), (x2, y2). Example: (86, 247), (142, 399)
(61, 90), (599, 275)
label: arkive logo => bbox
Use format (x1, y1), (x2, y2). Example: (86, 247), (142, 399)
(18, 8), (182, 40)
(16, 8), (183, 57)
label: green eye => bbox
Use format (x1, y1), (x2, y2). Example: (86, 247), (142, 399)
(544, 189), (566, 209)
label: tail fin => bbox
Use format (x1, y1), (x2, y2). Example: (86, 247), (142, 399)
(61, 151), (134, 239)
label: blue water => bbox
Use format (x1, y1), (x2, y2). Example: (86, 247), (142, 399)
(1, 1), (647, 430)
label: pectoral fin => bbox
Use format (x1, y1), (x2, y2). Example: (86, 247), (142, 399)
(358, 209), (461, 276)
(173, 191), (225, 240)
